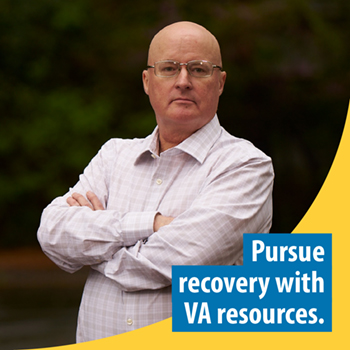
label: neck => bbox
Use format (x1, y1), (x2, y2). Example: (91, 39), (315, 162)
(158, 127), (194, 153)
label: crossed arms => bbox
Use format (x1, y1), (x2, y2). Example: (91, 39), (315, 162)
(67, 191), (174, 232)
(38, 138), (274, 292)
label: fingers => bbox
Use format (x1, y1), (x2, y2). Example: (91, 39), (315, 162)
(71, 192), (94, 210)
(66, 196), (80, 207)
(86, 191), (104, 210)
(153, 214), (175, 232)
(66, 191), (104, 211)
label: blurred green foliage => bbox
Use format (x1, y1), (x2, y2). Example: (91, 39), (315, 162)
(0, 0), (349, 246)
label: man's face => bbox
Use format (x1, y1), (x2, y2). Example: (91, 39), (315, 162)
(143, 28), (226, 138)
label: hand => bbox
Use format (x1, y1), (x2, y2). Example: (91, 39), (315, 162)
(67, 191), (104, 211)
(153, 213), (174, 232)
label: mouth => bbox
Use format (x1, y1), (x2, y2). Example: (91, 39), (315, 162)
(172, 98), (196, 104)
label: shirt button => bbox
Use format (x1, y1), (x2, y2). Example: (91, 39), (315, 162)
(151, 154), (156, 159)
(127, 318), (133, 326)
(156, 179), (163, 185)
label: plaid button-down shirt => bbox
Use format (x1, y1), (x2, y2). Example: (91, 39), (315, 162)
(38, 115), (274, 341)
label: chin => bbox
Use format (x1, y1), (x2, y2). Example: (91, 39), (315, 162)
(169, 108), (200, 121)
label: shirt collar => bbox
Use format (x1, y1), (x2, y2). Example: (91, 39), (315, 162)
(134, 115), (222, 165)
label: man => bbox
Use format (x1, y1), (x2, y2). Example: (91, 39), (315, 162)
(38, 21), (274, 342)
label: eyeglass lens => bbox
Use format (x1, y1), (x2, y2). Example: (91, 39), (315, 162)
(156, 61), (213, 77)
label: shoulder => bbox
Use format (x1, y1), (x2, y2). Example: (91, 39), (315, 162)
(201, 127), (274, 184)
(212, 128), (272, 165)
(99, 136), (150, 156)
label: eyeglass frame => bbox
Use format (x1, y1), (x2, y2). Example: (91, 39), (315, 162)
(147, 60), (223, 78)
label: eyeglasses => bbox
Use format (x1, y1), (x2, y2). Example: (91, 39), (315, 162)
(147, 60), (222, 78)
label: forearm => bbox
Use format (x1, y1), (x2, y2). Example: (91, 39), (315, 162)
(92, 157), (274, 291)
(37, 139), (159, 272)
(38, 195), (157, 273)
(92, 205), (266, 291)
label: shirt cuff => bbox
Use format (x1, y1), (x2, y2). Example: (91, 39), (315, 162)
(120, 211), (158, 246)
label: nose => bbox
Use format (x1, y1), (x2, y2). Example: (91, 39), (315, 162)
(175, 65), (192, 90)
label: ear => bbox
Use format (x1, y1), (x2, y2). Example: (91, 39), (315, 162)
(218, 71), (227, 96)
(142, 70), (149, 95)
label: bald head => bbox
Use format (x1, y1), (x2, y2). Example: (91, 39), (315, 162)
(148, 21), (223, 67)
(143, 21), (226, 152)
